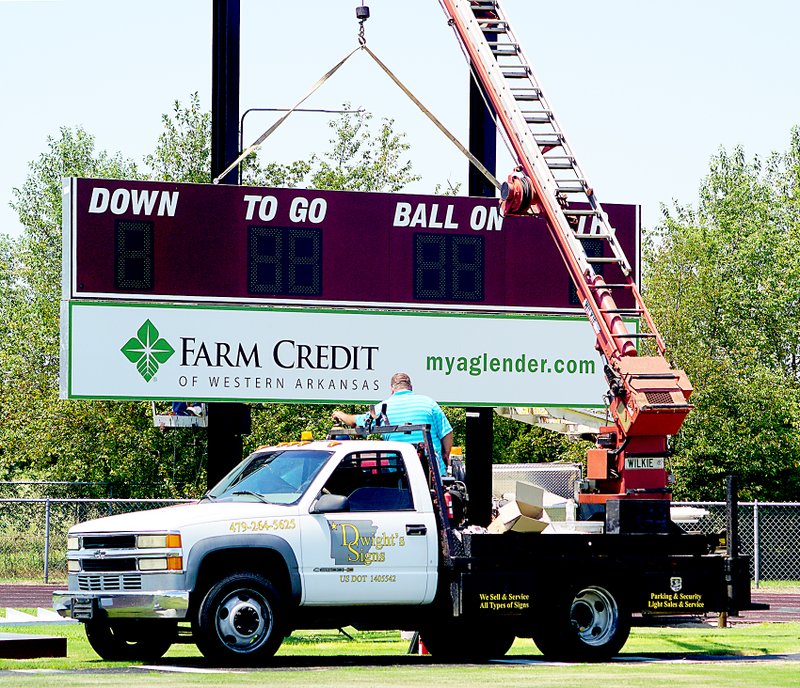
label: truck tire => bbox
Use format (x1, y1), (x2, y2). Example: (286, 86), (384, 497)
(85, 619), (176, 661)
(532, 584), (630, 662)
(420, 621), (515, 661)
(194, 572), (284, 664)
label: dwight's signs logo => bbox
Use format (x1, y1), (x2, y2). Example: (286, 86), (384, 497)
(120, 320), (175, 382)
(328, 520), (406, 566)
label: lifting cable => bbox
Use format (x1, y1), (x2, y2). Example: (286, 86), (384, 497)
(214, 3), (501, 191)
(213, 45), (361, 184)
(361, 45), (500, 190)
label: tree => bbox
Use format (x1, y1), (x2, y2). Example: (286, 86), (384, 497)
(492, 415), (591, 465)
(0, 128), (207, 496)
(307, 106), (420, 192)
(8, 129), (138, 400)
(143, 94), (418, 193)
(0, 235), (15, 346)
(644, 128), (800, 500)
(144, 92), (312, 188)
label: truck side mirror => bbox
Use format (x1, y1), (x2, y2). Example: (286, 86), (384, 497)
(310, 493), (349, 514)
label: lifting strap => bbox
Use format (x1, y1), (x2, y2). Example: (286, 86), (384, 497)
(362, 46), (500, 190)
(213, 46), (361, 184)
(214, 30), (501, 191)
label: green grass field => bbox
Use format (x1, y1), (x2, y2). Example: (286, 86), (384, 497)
(755, 581), (800, 591)
(0, 622), (799, 687)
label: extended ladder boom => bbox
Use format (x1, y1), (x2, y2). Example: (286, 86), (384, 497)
(440, 0), (692, 503)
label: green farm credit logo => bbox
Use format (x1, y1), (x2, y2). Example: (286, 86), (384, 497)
(120, 320), (175, 382)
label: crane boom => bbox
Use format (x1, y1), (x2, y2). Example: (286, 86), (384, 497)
(439, 0), (693, 504)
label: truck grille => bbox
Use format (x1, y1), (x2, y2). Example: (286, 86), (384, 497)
(82, 558), (137, 572)
(77, 574), (142, 591)
(82, 535), (137, 549)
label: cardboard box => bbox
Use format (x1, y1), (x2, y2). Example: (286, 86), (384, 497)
(514, 481), (544, 519)
(488, 501), (550, 533)
(488, 482), (549, 533)
(494, 482), (601, 535)
(541, 491), (574, 522)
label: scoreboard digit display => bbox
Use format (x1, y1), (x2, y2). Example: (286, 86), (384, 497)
(247, 226), (323, 296)
(64, 178), (639, 312)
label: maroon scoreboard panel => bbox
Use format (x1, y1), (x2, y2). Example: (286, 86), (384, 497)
(64, 178), (639, 312)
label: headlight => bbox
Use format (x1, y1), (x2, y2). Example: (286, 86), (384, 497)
(67, 560), (81, 573)
(139, 556), (183, 571)
(138, 558), (168, 571)
(137, 534), (182, 549)
(67, 537), (80, 551)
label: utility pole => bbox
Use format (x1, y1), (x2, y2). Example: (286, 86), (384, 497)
(465, 75), (496, 526)
(211, 0), (240, 187)
(207, 0), (250, 488)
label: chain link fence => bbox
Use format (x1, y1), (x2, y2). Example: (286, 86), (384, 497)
(1, 494), (798, 586)
(674, 501), (800, 585)
(0, 498), (189, 583)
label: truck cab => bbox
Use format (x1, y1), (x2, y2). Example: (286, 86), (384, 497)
(54, 436), (442, 662)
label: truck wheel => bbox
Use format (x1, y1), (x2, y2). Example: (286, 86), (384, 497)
(195, 572), (284, 664)
(533, 584), (630, 662)
(85, 619), (176, 661)
(420, 622), (515, 661)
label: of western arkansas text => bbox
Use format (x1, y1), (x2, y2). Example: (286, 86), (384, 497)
(177, 375), (380, 391)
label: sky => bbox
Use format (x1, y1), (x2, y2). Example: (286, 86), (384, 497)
(1, 0), (799, 239)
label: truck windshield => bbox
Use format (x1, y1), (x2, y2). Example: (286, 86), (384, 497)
(206, 449), (333, 505)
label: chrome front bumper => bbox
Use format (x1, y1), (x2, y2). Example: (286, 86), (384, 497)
(53, 590), (190, 620)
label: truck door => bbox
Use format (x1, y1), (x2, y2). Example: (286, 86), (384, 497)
(300, 449), (437, 605)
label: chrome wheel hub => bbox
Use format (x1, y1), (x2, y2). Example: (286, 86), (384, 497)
(215, 588), (272, 652)
(570, 586), (618, 647)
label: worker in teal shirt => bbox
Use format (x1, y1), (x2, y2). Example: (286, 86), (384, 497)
(331, 372), (453, 476)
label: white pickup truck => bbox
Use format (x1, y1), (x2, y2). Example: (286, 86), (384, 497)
(55, 425), (756, 664)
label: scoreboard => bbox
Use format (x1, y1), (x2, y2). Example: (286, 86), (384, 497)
(63, 178), (639, 312)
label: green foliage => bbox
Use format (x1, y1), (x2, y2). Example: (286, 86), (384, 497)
(645, 128), (800, 500)
(246, 404), (341, 452)
(1, 117), (208, 496)
(307, 106), (420, 192)
(12, 128), (139, 303)
(0, 235), (14, 347)
(245, 401), (585, 467)
(5, 129), (139, 413)
(434, 179), (463, 196)
(492, 414), (591, 465)
(144, 93), (211, 183)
